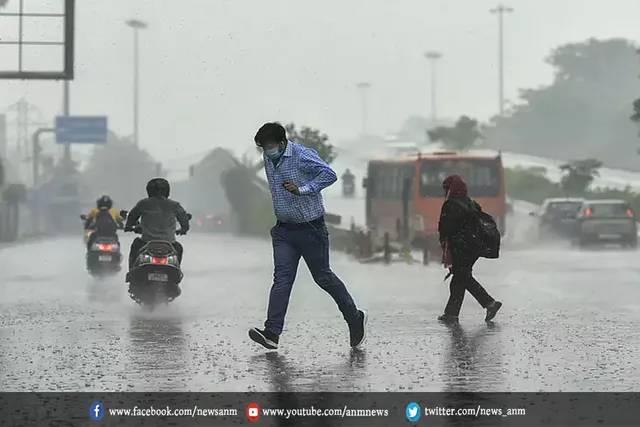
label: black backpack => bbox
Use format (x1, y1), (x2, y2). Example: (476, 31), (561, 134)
(94, 210), (118, 235)
(450, 198), (501, 259)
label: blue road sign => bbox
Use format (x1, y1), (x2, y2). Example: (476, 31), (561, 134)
(55, 116), (107, 144)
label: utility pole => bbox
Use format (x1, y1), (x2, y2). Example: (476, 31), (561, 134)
(5, 98), (46, 184)
(424, 51), (443, 123)
(125, 19), (148, 147)
(490, 3), (513, 117)
(61, 80), (71, 166)
(356, 82), (371, 137)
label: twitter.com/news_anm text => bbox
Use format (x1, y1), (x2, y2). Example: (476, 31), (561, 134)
(424, 405), (526, 417)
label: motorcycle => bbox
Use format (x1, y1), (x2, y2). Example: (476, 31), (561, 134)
(120, 210), (191, 310)
(79, 214), (122, 277)
(342, 181), (355, 197)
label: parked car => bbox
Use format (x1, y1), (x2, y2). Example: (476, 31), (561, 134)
(573, 199), (637, 248)
(530, 197), (585, 240)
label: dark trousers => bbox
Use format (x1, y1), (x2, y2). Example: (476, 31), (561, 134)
(443, 257), (494, 316)
(128, 237), (183, 270)
(264, 220), (360, 335)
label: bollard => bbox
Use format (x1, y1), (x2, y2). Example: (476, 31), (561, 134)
(363, 231), (373, 258)
(383, 232), (391, 264)
(422, 247), (429, 265)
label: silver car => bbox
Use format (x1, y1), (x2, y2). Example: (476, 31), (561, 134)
(530, 197), (585, 240)
(574, 199), (638, 248)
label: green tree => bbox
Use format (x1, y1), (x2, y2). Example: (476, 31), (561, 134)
(285, 123), (337, 164)
(484, 38), (640, 170)
(221, 161), (273, 236)
(427, 116), (482, 151)
(81, 132), (159, 208)
(558, 158), (603, 194)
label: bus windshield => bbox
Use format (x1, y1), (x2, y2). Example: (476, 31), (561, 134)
(419, 158), (501, 198)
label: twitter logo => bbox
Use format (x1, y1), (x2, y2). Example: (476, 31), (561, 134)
(406, 402), (420, 422)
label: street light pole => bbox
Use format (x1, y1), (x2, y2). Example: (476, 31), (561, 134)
(424, 51), (443, 123)
(125, 19), (148, 147)
(490, 3), (513, 117)
(356, 82), (371, 136)
(62, 81), (70, 164)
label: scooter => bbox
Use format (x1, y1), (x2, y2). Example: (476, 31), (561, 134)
(120, 210), (191, 310)
(80, 214), (122, 277)
(342, 181), (355, 197)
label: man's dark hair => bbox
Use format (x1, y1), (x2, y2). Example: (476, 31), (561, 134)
(254, 122), (286, 147)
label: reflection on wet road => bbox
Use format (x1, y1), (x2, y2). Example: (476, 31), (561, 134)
(1, 225), (639, 392)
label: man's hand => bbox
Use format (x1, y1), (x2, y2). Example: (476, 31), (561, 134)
(283, 181), (300, 195)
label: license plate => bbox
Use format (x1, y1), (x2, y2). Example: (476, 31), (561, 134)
(148, 273), (168, 282)
(598, 234), (620, 239)
(98, 255), (112, 262)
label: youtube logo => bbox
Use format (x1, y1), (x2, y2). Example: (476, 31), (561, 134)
(246, 403), (260, 422)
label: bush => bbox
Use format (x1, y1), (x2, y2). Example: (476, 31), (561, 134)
(222, 165), (275, 237)
(1, 183), (27, 203)
(506, 166), (640, 213)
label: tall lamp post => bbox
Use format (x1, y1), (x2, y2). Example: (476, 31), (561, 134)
(356, 82), (371, 136)
(125, 19), (148, 147)
(424, 50), (443, 123)
(490, 4), (513, 117)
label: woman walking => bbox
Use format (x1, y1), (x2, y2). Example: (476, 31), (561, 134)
(437, 174), (502, 322)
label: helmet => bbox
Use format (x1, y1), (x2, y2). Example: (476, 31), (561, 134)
(96, 195), (113, 210)
(146, 177), (170, 198)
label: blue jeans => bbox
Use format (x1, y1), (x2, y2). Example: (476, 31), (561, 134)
(264, 223), (360, 335)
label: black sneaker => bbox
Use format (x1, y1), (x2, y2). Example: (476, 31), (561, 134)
(485, 301), (502, 321)
(349, 310), (368, 348)
(248, 327), (279, 350)
(437, 315), (459, 323)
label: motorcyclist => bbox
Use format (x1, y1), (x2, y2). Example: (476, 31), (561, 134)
(124, 178), (190, 295)
(342, 169), (355, 184)
(84, 195), (123, 250)
(342, 169), (355, 195)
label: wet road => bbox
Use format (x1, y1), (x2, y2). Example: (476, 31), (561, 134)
(1, 221), (639, 392)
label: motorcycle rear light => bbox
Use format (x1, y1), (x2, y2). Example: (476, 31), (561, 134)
(206, 214), (214, 219)
(628, 209), (633, 217)
(585, 208), (592, 216)
(217, 220), (223, 225)
(98, 244), (114, 251)
(152, 257), (168, 265)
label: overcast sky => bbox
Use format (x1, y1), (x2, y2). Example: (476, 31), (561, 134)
(2, 0), (640, 169)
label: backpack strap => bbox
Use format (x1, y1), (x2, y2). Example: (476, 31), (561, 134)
(447, 197), (479, 215)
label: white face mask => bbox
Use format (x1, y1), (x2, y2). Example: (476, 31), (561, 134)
(264, 143), (283, 159)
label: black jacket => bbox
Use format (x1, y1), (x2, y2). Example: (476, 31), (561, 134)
(125, 196), (189, 242)
(438, 196), (481, 265)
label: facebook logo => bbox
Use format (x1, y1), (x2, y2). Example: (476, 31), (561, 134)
(90, 402), (104, 420)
